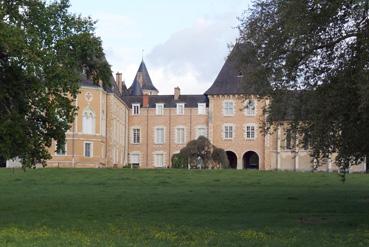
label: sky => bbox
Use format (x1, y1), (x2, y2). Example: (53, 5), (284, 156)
(69, 1), (252, 94)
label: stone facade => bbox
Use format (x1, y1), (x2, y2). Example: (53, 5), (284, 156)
(10, 55), (364, 172)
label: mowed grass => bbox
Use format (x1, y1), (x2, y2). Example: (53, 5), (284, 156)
(0, 169), (369, 246)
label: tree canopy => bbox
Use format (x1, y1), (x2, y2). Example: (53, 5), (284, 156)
(235, 0), (369, 173)
(0, 0), (111, 168)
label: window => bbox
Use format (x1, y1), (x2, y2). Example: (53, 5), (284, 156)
(55, 141), (66, 156)
(245, 124), (256, 140)
(84, 142), (93, 157)
(223, 101), (234, 116)
(285, 129), (296, 150)
(176, 103), (185, 115)
(155, 127), (165, 144)
(224, 125), (234, 139)
(245, 99), (256, 116)
(198, 103), (206, 115)
(132, 104), (140, 115)
(154, 153), (164, 168)
(82, 110), (95, 134)
(175, 127), (185, 144)
(130, 153), (140, 166)
(303, 134), (309, 150)
(156, 103), (164, 115)
(132, 128), (140, 144)
(196, 127), (207, 139)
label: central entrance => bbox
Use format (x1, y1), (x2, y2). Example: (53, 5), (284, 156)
(243, 151), (259, 169)
(226, 151), (237, 169)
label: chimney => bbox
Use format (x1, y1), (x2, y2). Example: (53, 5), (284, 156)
(116, 72), (123, 92)
(143, 94), (149, 108)
(174, 87), (180, 100)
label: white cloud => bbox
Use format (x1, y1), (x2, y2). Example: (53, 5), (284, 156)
(145, 13), (239, 94)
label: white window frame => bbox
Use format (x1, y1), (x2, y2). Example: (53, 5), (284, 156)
(223, 124), (234, 140)
(154, 126), (165, 144)
(195, 125), (208, 139)
(153, 152), (165, 168)
(156, 103), (164, 115)
(223, 100), (235, 116)
(197, 103), (206, 115)
(132, 128), (141, 144)
(132, 103), (140, 115)
(129, 152), (140, 165)
(176, 103), (185, 115)
(245, 124), (257, 140)
(245, 99), (257, 116)
(175, 126), (186, 144)
(55, 141), (67, 156)
(82, 109), (95, 134)
(84, 141), (93, 158)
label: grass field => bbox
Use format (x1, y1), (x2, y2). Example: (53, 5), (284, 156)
(0, 169), (368, 246)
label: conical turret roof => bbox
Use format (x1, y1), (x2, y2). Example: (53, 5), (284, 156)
(128, 60), (158, 95)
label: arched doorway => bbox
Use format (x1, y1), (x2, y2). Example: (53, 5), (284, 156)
(243, 151), (259, 169)
(226, 151), (237, 169)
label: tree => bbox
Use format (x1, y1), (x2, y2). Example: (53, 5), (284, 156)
(235, 0), (369, 175)
(0, 0), (111, 168)
(179, 136), (228, 169)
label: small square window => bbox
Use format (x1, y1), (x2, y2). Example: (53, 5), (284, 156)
(176, 103), (185, 115)
(223, 101), (234, 116)
(198, 103), (206, 115)
(156, 104), (164, 115)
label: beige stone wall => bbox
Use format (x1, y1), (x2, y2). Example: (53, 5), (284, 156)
(128, 101), (208, 168)
(47, 86), (128, 168)
(208, 95), (266, 169)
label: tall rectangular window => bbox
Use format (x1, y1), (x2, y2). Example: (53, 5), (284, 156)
(130, 153), (140, 166)
(176, 103), (185, 115)
(156, 103), (164, 115)
(132, 128), (140, 144)
(246, 125), (256, 140)
(175, 127), (185, 144)
(223, 101), (234, 116)
(224, 125), (233, 139)
(132, 104), (140, 115)
(155, 127), (165, 144)
(154, 153), (164, 168)
(198, 103), (206, 115)
(196, 127), (207, 139)
(55, 141), (66, 156)
(84, 142), (92, 157)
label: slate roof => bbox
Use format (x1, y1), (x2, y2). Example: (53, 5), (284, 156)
(123, 95), (208, 108)
(128, 60), (158, 95)
(79, 73), (122, 98)
(205, 45), (255, 95)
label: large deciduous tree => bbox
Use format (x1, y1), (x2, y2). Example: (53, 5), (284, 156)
(0, 0), (111, 168)
(235, 0), (369, 174)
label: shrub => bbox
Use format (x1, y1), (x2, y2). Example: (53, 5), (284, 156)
(171, 153), (187, 169)
(212, 148), (229, 169)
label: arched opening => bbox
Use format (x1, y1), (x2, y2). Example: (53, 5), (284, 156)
(243, 151), (259, 170)
(226, 151), (237, 169)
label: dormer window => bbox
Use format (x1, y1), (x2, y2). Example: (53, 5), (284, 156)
(132, 103), (140, 115)
(156, 103), (164, 115)
(176, 103), (185, 115)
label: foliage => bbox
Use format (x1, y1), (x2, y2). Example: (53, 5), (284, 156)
(171, 153), (187, 169)
(0, 0), (111, 168)
(0, 169), (369, 246)
(235, 0), (369, 173)
(212, 147), (229, 168)
(179, 136), (213, 168)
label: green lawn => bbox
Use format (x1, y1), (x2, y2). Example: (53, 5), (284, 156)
(0, 169), (368, 246)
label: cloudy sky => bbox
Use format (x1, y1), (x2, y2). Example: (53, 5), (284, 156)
(69, 0), (252, 94)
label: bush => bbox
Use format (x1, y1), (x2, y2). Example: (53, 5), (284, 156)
(212, 148), (229, 168)
(171, 153), (187, 169)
